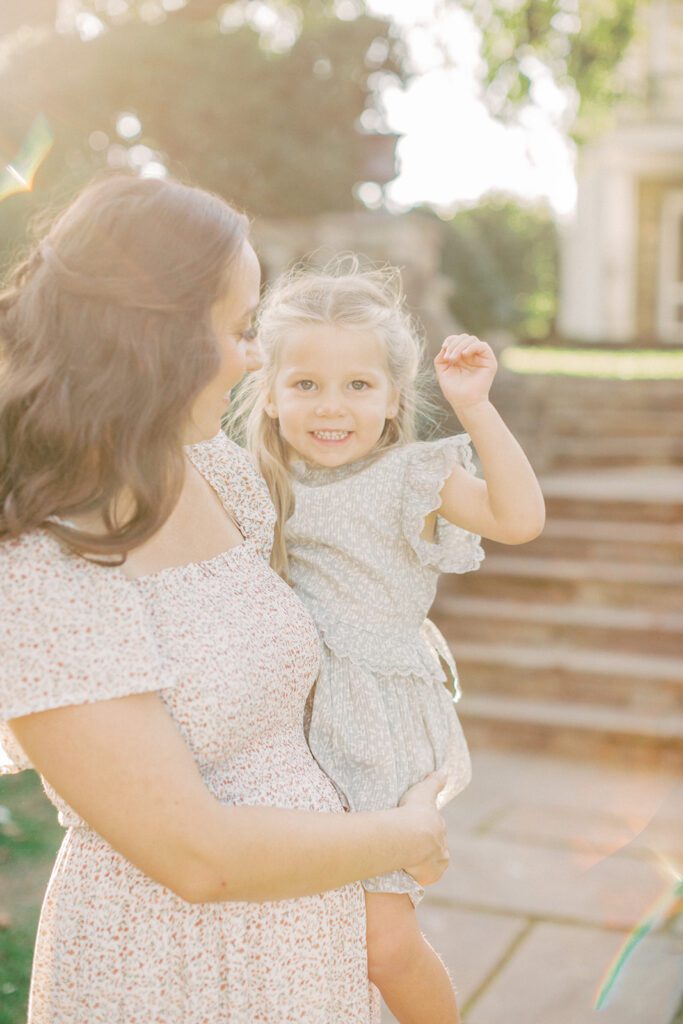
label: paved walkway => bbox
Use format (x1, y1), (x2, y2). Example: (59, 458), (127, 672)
(382, 749), (683, 1024)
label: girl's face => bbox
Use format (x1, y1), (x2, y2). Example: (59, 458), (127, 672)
(184, 242), (261, 445)
(266, 322), (399, 468)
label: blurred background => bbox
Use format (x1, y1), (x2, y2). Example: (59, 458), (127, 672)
(0, 2), (682, 1023)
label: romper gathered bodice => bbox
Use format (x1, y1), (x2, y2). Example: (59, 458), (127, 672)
(287, 435), (485, 694)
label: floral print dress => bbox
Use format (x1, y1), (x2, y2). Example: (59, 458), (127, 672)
(0, 432), (380, 1024)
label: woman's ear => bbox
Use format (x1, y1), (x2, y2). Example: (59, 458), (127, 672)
(264, 400), (278, 419)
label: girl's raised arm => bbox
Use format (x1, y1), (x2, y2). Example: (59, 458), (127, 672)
(433, 334), (546, 545)
(9, 694), (447, 903)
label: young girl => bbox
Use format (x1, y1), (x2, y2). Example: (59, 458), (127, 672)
(234, 258), (545, 1023)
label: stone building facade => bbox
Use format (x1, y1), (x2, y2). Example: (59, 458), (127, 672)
(559, 0), (683, 345)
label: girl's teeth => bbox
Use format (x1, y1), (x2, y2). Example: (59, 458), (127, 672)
(314, 431), (349, 440)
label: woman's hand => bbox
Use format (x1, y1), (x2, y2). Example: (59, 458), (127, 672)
(434, 333), (497, 414)
(398, 770), (450, 887)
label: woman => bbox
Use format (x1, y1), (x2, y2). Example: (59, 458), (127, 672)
(0, 174), (449, 1023)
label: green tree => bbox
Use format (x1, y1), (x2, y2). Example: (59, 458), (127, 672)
(454, 0), (639, 139)
(438, 197), (559, 340)
(0, 3), (400, 269)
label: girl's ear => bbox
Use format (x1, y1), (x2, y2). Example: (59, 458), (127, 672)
(386, 388), (400, 420)
(264, 400), (278, 419)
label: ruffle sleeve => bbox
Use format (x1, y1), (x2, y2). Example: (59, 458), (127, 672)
(184, 431), (276, 563)
(401, 435), (485, 574)
(0, 531), (174, 774)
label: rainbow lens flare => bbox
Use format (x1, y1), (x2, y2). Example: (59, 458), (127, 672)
(0, 114), (54, 202)
(594, 871), (683, 1010)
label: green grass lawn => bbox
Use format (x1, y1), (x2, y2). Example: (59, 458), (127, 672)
(0, 771), (62, 1024)
(502, 345), (683, 379)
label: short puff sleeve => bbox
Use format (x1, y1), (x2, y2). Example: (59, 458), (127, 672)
(401, 435), (485, 574)
(0, 531), (173, 774)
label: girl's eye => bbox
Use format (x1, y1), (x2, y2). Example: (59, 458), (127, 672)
(350, 380), (369, 391)
(296, 380), (316, 391)
(241, 326), (257, 342)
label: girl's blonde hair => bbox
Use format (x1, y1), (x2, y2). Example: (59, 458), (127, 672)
(229, 254), (435, 577)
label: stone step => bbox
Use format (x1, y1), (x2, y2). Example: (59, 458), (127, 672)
(496, 374), (683, 411)
(547, 408), (683, 438)
(547, 435), (683, 469)
(458, 693), (683, 771)
(449, 639), (683, 712)
(432, 596), (683, 657)
(486, 518), (683, 564)
(543, 494), (683, 524)
(537, 467), (683, 524)
(449, 555), (683, 611)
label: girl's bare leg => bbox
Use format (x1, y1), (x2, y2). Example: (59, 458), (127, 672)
(365, 890), (461, 1024)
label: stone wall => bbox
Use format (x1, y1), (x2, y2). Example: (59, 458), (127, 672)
(251, 211), (460, 359)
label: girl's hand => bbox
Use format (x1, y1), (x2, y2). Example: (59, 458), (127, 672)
(398, 770), (450, 886)
(434, 333), (497, 413)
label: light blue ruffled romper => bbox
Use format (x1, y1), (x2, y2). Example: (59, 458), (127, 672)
(286, 435), (485, 906)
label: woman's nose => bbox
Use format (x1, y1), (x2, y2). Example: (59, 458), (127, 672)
(244, 339), (262, 373)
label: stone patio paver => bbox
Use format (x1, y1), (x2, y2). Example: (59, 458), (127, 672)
(374, 749), (683, 1023)
(436, 833), (666, 929)
(486, 802), (683, 860)
(445, 750), (683, 822)
(466, 922), (683, 1024)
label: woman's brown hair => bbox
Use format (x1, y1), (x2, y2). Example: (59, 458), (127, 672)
(0, 173), (248, 562)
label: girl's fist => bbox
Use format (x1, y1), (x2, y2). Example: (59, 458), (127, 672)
(434, 334), (497, 412)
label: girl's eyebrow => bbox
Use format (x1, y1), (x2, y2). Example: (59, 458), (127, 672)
(281, 367), (383, 380)
(281, 367), (315, 378)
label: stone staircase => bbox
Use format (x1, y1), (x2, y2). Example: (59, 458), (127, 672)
(432, 370), (683, 769)
(497, 374), (683, 472)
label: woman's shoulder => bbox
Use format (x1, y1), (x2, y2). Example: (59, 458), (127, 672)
(185, 430), (271, 509)
(0, 527), (170, 732)
(186, 430), (276, 557)
(184, 429), (256, 478)
(0, 527), (93, 591)
(0, 526), (144, 622)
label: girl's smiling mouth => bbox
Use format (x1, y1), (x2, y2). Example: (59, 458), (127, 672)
(311, 430), (352, 443)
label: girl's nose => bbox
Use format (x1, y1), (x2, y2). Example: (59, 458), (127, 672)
(315, 396), (346, 417)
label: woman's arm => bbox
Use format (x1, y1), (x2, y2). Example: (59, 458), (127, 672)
(9, 693), (444, 904)
(433, 335), (546, 545)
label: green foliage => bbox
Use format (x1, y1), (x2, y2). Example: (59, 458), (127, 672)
(438, 197), (559, 340)
(0, 6), (399, 262)
(452, 0), (639, 140)
(0, 922), (36, 1024)
(0, 771), (63, 1024)
(0, 772), (63, 865)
